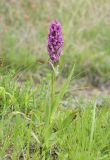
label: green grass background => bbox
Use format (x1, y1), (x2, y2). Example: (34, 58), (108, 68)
(0, 0), (110, 81)
(0, 0), (110, 159)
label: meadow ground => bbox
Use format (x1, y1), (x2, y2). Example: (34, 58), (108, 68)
(0, 0), (110, 159)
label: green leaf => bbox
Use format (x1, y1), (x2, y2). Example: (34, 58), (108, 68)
(61, 111), (77, 130)
(51, 64), (75, 117)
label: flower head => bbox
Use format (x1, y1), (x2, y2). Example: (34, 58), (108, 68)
(47, 20), (64, 63)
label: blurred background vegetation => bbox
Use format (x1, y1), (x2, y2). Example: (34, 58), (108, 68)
(0, 0), (110, 96)
(0, 1), (110, 159)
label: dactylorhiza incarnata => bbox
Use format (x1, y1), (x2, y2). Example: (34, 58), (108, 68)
(47, 20), (64, 64)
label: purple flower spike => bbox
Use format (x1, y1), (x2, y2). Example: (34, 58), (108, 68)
(47, 20), (64, 63)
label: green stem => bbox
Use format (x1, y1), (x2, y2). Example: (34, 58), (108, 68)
(51, 70), (55, 106)
(50, 70), (55, 121)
